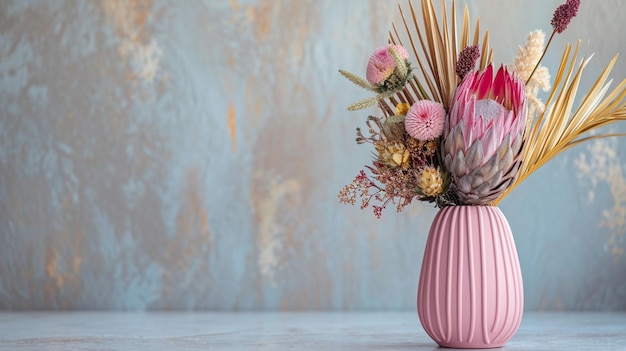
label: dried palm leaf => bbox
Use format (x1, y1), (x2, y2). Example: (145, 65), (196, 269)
(380, 0), (492, 115)
(495, 41), (626, 204)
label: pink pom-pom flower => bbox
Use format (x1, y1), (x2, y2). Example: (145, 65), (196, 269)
(366, 45), (409, 85)
(404, 100), (446, 141)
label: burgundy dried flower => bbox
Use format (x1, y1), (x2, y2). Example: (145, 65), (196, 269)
(551, 0), (580, 33)
(455, 45), (480, 79)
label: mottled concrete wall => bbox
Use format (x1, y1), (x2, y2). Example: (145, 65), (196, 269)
(0, 0), (625, 310)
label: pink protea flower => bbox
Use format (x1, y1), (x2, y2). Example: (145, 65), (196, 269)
(443, 65), (527, 205)
(404, 100), (446, 141)
(366, 44), (409, 85)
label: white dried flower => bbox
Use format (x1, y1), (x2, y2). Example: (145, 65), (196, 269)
(510, 30), (551, 118)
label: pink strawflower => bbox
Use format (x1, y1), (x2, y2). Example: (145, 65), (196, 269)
(404, 100), (446, 141)
(551, 0), (580, 33)
(366, 45), (409, 85)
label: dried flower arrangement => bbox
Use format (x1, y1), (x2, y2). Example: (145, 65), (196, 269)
(338, 0), (626, 218)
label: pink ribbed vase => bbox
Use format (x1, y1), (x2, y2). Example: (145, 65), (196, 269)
(417, 206), (523, 349)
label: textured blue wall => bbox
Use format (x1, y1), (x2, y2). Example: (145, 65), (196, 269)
(0, 0), (625, 310)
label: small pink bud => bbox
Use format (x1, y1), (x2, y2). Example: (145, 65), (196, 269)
(366, 45), (409, 85)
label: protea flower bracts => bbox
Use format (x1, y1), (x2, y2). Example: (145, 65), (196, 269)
(443, 65), (527, 205)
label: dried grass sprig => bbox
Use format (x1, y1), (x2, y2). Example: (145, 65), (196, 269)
(339, 69), (376, 91)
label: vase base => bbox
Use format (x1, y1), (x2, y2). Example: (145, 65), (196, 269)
(437, 341), (505, 349)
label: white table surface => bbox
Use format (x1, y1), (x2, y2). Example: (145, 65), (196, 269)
(0, 312), (625, 350)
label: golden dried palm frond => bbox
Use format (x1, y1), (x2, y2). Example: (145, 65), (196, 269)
(495, 41), (626, 204)
(379, 0), (492, 116)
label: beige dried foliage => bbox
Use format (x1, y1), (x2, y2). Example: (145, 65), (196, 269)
(496, 42), (626, 204)
(381, 0), (492, 113)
